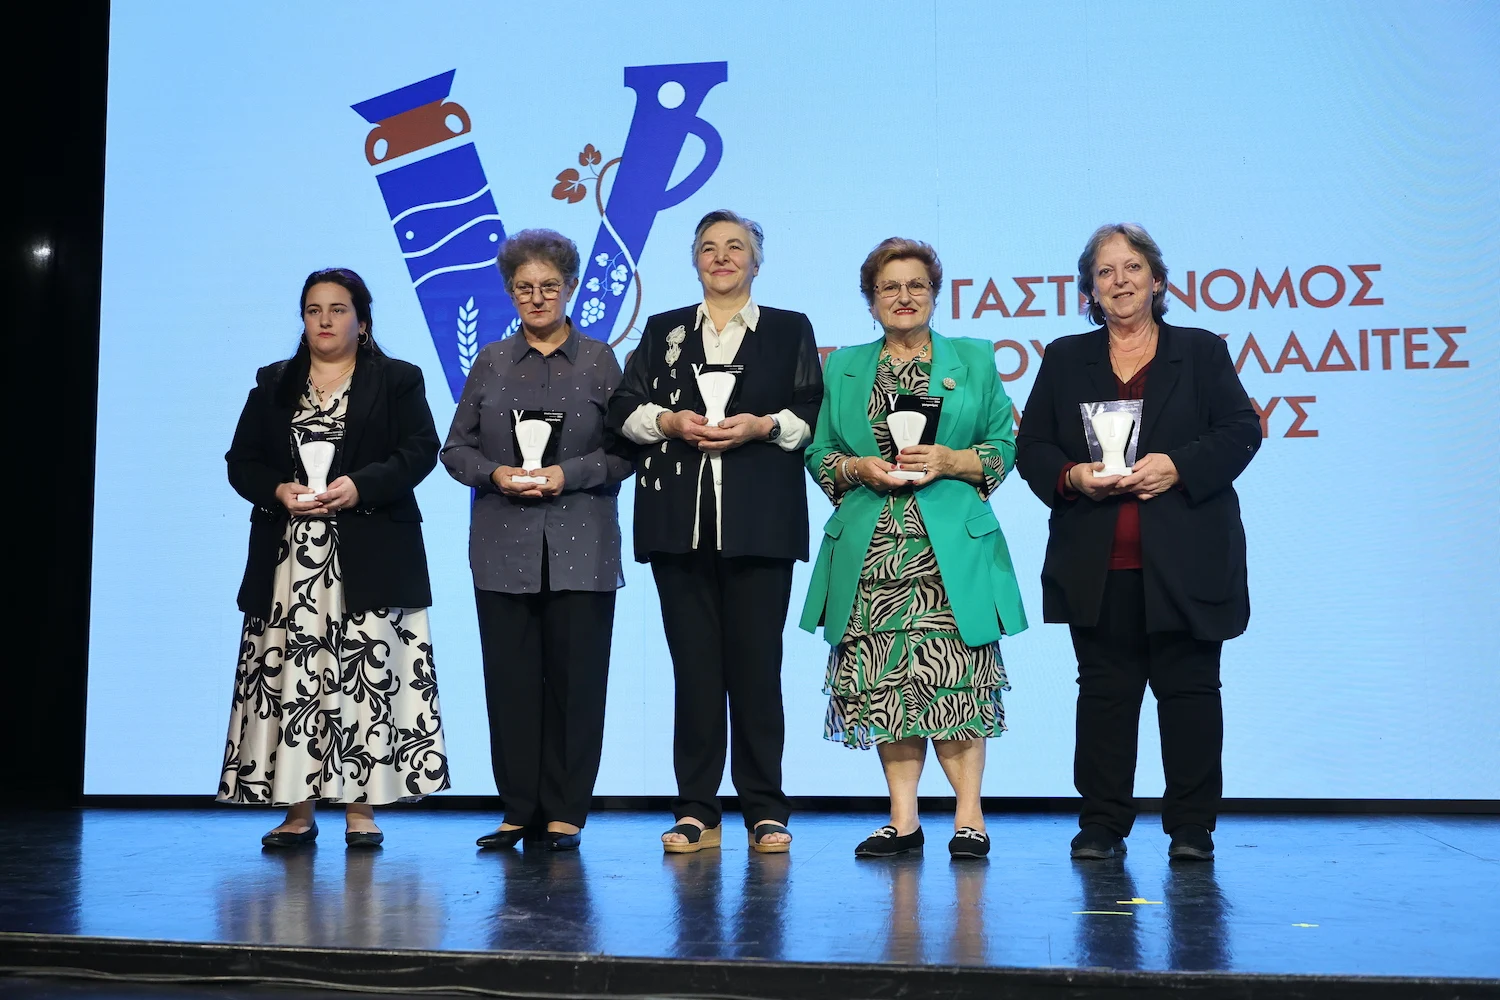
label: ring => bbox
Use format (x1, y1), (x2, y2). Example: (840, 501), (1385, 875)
(923, 463), (929, 472)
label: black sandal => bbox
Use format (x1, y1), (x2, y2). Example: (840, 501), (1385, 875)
(748, 823), (792, 854)
(948, 826), (990, 859)
(662, 822), (722, 854)
(855, 825), (924, 858)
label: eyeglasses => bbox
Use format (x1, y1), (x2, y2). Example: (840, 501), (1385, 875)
(875, 279), (934, 299)
(512, 281), (564, 300)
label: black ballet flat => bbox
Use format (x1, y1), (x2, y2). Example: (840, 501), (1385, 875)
(546, 831), (582, 852)
(476, 826), (528, 850)
(345, 830), (384, 849)
(261, 821), (318, 848)
(948, 826), (990, 859)
(855, 825), (924, 858)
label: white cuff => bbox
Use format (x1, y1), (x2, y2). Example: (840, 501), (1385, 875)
(771, 408), (811, 451)
(622, 402), (668, 445)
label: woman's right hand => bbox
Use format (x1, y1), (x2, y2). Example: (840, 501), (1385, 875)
(275, 481), (328, 516)
(852, 456), (909, 494)
(491, 466), (544, 498)
(658, 409), (717, 448)
(1068, 462), (1123, 501)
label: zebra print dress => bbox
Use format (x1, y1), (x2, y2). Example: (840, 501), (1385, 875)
(816, 353), (1009, 749)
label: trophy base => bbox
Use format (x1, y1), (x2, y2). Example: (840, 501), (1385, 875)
(297, 493), (322, 502)
(889, 470), (925, 481)
(1097, 464), (1131, 478)
(511, 475), (548, 485)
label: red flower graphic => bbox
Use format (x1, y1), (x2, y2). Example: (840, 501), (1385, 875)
(579, 143), (602, 167)
(551, 168), (588, 204)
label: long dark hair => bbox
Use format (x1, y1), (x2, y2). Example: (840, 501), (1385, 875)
(276, 268), (385, 405)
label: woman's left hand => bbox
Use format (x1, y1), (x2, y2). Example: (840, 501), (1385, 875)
(533, 465), (565, 498)
(317, 476), (360, 513)
(1114, 453), (1179, 499)
(696, 413), (771, 453)
(896, 444), (958, 487)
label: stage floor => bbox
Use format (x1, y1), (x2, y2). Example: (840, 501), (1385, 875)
(1, 809), (1496, 996)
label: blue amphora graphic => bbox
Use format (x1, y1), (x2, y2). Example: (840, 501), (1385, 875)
(569, 62), (728, 341)
(352, 71), (519, 400)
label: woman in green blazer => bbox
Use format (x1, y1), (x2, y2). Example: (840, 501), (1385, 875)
(800, 238), (1027, 860)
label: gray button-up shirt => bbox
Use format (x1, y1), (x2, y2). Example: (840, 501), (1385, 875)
(441, 327), (631, 594)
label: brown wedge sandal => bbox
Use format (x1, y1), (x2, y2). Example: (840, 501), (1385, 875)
(662, 822), (722, 854)
(749, 823), (792, 854)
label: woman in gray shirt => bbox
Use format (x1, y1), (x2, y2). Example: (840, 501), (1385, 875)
(441, 229), (632, 852)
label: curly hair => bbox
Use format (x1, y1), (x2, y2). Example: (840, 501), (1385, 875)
(498, 229), (581, 288)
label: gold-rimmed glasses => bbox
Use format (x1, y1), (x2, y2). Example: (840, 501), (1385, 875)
(875, 279), (933, 299)
(512, 281), (564, 300)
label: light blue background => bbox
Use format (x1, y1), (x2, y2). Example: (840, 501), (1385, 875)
(88, 2), (1500, 798)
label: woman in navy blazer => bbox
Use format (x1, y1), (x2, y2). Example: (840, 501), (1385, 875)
(1016, 225), (1259, 863)
(221, 268), (449, 848)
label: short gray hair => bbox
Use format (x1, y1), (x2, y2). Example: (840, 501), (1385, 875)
(691, 209), (764, 268)
(498, 228), (581, 289)
(1077, 223), (1169, 326)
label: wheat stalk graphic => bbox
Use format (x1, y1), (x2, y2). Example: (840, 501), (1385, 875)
(457, 297), (479, 375)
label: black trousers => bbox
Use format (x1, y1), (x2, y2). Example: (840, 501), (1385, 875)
(1070, 569), (1223, 836)
(650, 544), (794, 832)
(474, 566), (616, 829)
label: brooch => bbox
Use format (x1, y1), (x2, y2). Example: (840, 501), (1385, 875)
(665, 325), (686, 366)
(943, 377), (957, 390)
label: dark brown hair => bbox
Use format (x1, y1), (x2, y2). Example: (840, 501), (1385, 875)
(278, 267), (383, 405)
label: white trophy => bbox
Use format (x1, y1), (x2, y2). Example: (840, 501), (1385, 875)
(511, 414), (552, 485)
(1090, 410), (1135, 477)
(695, 370), (737, 427)
(297, 439), (335, 501)
(886, 410), (928, 481)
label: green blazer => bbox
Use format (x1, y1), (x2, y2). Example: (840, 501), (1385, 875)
(799, 332), (1029, 648)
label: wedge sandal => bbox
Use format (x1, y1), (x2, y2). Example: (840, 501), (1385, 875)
(662, 822), (722, 854)
(749, 823), (792, 854)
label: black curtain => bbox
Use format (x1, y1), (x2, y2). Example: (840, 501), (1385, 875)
(5, 0), (110, 805)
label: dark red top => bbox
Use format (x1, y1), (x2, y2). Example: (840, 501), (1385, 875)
(1057, 361), (1152, 571)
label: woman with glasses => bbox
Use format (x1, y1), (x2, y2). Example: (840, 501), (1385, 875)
(800, 238), (1028, 860)
(607, 209), (824, 855)
(442, 229), (632, 852)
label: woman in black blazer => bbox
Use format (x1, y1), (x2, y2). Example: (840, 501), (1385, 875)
(607, 209), (824, 855)
(219, 268), (450, 848)
(1016, 225), (1259, 863)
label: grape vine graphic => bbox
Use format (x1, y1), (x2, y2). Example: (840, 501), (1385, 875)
(353, 62), (729, 399)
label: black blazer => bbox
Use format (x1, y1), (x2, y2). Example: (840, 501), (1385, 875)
(1015, 323), (1260, 641)
(607, 304), (824, 562)
(226, 347), (439, 618)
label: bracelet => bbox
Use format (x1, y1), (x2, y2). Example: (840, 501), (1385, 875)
(839, 457), (855, 486)
(849, 458), (865, 487)
(655, 409), (669, 437)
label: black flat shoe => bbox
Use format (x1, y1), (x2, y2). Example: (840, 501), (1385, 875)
(261, 821), (318, 848)
(546, 831), (581, 852)
(855, 825), (924, 858)
(1070, 824), (1128, 860)
(345, 830), (384, 849)
(1168, 824), (1215, 861)
(948, 826), (990, 859)
(477, 827), (528, 850)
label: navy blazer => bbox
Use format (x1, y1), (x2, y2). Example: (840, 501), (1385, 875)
(1015, 323), (1260, 641)
(606, 304), (824, 562)
(226, 347), (439, 618)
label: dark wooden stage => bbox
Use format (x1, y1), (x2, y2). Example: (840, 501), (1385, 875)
(1, 808), (1495, 999)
